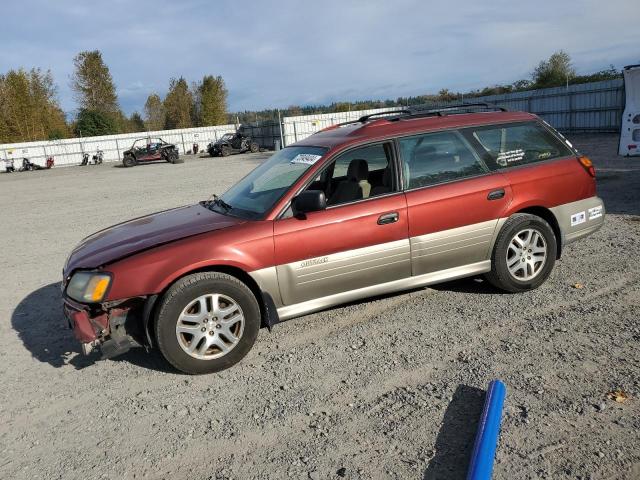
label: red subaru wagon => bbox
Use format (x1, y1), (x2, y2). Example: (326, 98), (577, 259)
(62, 104), (604, 374)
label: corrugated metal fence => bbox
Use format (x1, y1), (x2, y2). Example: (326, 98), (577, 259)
(473, 79), (624, 132)
(0, 79), (625, 170)
(280, 79), (625, 145)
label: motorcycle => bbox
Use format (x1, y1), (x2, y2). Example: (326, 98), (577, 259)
(81, 149), (104, 165)
(18, 157), (46, 171)
(92, 150), (104, 164)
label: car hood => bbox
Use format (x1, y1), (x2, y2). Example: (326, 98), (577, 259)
(64, 203), (244, 275)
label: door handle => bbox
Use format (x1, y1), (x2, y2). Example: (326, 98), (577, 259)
(378, 212), (399, 225)
(487, 188), (505, 201)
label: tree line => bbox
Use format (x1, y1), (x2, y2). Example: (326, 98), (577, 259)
(0, 50), (229, 143)
(0, 50), (623, 143)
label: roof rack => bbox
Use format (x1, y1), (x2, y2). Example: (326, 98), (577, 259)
(321, 102), (508, 132)
(396, 102), (508, 120)
(346, 103), (507, 125)
(356, 109), (412, 123)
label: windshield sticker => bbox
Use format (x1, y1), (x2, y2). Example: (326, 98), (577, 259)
(496, 149), (525, 166)
(571, 211), (586, 226)
(290, 154), (322, 166)
(588, 205), (603, 220)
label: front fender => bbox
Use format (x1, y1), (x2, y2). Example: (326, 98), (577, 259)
(104, 220), (274, 301)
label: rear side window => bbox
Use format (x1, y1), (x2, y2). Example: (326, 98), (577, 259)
(464, 122), (573, 170)
(398, 131), (486, 189)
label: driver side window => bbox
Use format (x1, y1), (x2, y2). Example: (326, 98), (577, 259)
(307, 142), (396, 207)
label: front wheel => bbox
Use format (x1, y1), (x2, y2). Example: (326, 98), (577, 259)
(154, 272), (260, 374)
(485, 213), (557, 293)
(123, 155), (137, 168)
(249, 143), (259, 153)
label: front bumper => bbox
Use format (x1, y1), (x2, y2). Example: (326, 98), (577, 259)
(63, 295), (143, 358)
(63, 296), (108, 344)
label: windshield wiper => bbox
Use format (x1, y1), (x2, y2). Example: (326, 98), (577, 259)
(205, 194), (233, 213)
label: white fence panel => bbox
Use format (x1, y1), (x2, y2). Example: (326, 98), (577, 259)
(282, 107), (400, 146)
(0, 124), (237, 171)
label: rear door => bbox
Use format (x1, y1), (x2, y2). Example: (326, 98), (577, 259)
(399, 129), (512, 276)
(273, 141), (411, 306)
(460, 121), (588, 206)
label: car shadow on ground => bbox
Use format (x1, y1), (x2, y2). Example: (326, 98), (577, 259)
(423, 384), (486, 479)
(11, 282), (176, 373)
(430, 276), (504, 295)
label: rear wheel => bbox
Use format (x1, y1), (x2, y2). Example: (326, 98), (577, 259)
(154, 272), (260, 374)
(249, 142), (259, 153)
(168, 149), (183, 164)
(485, 213), (557, 292)
(123, 155), (136, 168)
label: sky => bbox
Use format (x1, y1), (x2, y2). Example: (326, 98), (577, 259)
(1, 0), (638, 116)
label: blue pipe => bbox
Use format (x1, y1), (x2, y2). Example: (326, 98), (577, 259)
(467, 380), (507, 480)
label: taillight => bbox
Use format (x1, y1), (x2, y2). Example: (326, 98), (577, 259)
(577, 156), (595, 177)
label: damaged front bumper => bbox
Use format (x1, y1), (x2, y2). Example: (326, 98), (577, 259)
(63, 296), (147, 359)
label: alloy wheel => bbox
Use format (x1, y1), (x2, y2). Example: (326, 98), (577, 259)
(175, 293), (245, 360)
(506, 228), (547, 281)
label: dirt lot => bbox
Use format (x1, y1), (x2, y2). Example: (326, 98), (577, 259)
(1, 135), (639, 480)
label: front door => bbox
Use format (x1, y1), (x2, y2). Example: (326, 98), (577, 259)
(398, 129), (512, 276)
(273, 142), (411, 306)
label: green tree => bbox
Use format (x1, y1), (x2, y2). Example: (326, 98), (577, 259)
(194, 75), (228, 126)
(128, 111), (145, 132)
(163, 77), (193, 129)
(71, 50), (120, 114)
(74, 109), (117, 137)
(532, 50), (576, 88)
(144, 93), (165, 131)
(0, 68), (69, 143)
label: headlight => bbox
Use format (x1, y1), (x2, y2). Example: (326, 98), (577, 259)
(66, 272), (112, 303)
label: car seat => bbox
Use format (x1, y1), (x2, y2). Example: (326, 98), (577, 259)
(370, 168), (392, 196)
(328, 159), (370, 205)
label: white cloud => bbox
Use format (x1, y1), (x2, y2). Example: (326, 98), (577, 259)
(0, 0), (637, 113)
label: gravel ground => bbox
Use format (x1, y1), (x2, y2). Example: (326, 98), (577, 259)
(0, 135), (638, 480)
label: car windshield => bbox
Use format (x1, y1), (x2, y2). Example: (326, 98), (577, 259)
(221, 133), (234, 140)
(207, 146), (328, 219)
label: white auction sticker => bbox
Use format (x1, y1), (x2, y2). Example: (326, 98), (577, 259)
(290, 154), (322, 165)
(588, 205), (603, 220)
(571, 211), (586, 226)
(496, 149), (525, 166)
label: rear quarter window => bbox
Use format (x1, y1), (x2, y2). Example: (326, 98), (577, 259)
(463, 122), (573, 170)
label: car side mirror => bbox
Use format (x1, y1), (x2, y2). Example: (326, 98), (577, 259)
(292, 190), (326, 216)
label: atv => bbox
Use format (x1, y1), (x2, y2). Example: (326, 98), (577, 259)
(122, 137), (181, 167)
(207, 131), (259, 157)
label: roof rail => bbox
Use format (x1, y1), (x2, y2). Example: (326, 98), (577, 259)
(320, 102), (507, 133)
(356, 109), (412, 123)
(402, 102), (508, 118)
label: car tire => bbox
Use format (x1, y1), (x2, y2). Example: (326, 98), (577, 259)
(154, 272), (261, 375)
(250, 143), (259, 153)
(169, 151), (183, 164)
(123, 155), (137, 168)
(221, 146), (231, 157)
(485, 213), (557, 293)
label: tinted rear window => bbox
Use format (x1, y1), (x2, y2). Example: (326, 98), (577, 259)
(463, 122), (573, 170)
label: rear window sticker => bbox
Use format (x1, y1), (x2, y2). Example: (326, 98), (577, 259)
(588, 205), (603, 220)
(571, 211), (586, 226)
(290, 154), (322, 165)
(496, 149), (525, 166)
